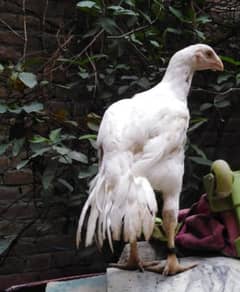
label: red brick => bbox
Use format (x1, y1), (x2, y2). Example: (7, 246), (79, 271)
(20, 184), (34, 195)
(4, 169), (33, 185)
(0, 13), (41, 30)
(0, 45), (21, 61)
(0, 256), (25, 274)
(51, 250), (75, 268)
(0, 186), (20, 200)
(10, 237), (37, 255)
(0, 87), (8, 98)
(0, 31), (23, 46)
(35, 235), (74, 253)
(10, 151), (28, 168)
(0, 203), (36, 219)
(0, 156), (10, 173)
(0, 271), (41, 290)
(25, 253), (51, 272)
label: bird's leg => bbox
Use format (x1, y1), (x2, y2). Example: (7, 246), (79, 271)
(163, 208), (197, 275)
(146, 198), (197, 275)
(110, 241), (144, 271)
(109, 241), (159, 272)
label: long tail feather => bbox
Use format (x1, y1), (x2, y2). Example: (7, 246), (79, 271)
(76, 152), (157, 249)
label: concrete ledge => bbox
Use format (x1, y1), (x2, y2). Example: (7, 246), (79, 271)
(107, 257), (240, 292)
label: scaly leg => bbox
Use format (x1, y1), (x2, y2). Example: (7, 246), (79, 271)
(162, 212), (196, 275)
(110, 241), (159, 272)
(146, 196), (197, 275)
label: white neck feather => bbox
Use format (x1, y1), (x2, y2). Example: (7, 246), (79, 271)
(160, 58), (195, 103)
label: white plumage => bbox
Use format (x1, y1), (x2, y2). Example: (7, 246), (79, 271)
(77, 44), (223, 275)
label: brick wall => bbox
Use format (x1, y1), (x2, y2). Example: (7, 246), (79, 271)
(0, 1), (107, 290)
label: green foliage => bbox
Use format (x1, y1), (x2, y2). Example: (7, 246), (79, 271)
(71, 0), (211, 108)
(1, 0), (238, 214)
(0, 60), (98, 209)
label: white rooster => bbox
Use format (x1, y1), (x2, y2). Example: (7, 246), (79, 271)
(77, 44), (223, 275)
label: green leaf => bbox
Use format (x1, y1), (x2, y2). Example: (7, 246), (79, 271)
(195, 29), (205, 40)
(30, 135), (49, 144)
(236, 73), (240, 85)
(58, 155), (72, 164)
(31, 147), (51, 158)
(78, 72), (89, 79)
(8, 107), (22, 114)
(12, 138), (25, 157)
(108, 5), (138, 16)
(0, 235), (17, 255)
(163, 27), (182, 36)
(190, 144), (207, 159)
(79, 134), (97, 140)
(200, 103), (213, 111)
(76, 0), (101, 12)
(0, 144), (9, 155)
(169, 6), (185, 22)
(0, 64), (4, 73)
(52, 145), (70, 155)
(188, 119), (207, 133)
(220, 56), (240, 66)
(97, 17), (119, 34)
(18, 72), (38, 88)
(130, 34), (143, 45)
(196, 15), (211, 24)
(140, 11), (152, 23)
(68, 151), (88, 164)
(42, 161), (58, 190)
(217, 73), (233, 84)
(17, 159), (30, 170)
(124, 0), (135, 7)
(0, 103), (8, 114)
(136, 77), (151, 89)
(214, 100), (231, 108)
(23, 102), (43, 113)
(150, 40), (160, 48)
(78, 164), (98, 179)
(87, 122), (99, 132)
(49, 128), (62, 143)
(58, 178), (74, 192)
(189, 156), (212, 166)
(118, 85), (129, 95)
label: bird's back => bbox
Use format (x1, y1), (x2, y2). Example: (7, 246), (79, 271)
(97, 87), (189, 160)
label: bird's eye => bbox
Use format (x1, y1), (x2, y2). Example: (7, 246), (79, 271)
(206, 50), (213, 58)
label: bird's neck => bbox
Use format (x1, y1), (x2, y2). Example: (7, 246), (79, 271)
(161, 61), (195, 103)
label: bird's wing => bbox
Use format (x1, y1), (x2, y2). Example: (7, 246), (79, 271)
(98, 92), (189, 168)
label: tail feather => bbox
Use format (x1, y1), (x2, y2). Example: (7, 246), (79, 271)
(76, 152), (157, 249)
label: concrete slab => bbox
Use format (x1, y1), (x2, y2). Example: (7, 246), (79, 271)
(46, 274), (106, 292)
(107, 257), (240, 292)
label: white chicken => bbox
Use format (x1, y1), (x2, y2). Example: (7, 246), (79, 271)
(77, 44), (223, 275)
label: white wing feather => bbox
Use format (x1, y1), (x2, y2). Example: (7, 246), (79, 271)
(76, 80), (189, 248)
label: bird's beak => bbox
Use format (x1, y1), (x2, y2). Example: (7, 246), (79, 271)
(211, 56), (224, 72)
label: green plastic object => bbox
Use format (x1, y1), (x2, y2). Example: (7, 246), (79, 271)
(203, 173), (233, 212)
(204, 161), (240, 257)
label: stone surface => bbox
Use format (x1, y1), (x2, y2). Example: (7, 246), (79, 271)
(46, 275), (106, 292)
(107, 242), (240, 292)
(107, 257), (240, 292)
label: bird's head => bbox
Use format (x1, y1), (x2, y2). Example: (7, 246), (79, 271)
(177, 44), (224, 72)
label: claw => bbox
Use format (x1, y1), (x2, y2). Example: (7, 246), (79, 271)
(162, 254), (197, 276)
(109, 261), (144, 272)
(109, 260), (162, 273)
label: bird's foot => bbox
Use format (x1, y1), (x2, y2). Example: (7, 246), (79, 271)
(146, 254), (197, 276)
(109, 260), (160, 272)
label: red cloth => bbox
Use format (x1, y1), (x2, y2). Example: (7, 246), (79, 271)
(175, 194), (240, 257)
